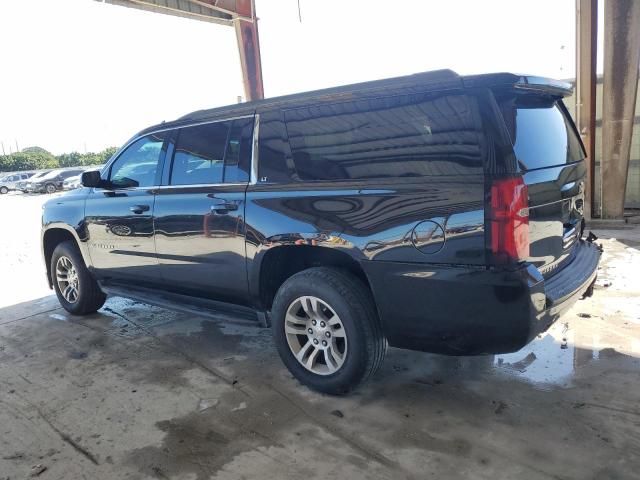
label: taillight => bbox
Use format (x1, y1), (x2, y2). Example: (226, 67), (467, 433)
(489, 176), (529, 264)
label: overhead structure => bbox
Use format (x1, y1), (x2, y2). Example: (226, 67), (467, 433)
(97, 0), (264, 101)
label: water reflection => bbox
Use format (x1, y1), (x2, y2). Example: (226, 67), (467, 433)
(494, 315), (640, 389)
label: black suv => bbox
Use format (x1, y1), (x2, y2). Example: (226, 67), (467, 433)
(42, 70), (601, 394)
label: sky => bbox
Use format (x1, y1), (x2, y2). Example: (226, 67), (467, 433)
(0, 0), (604, 155)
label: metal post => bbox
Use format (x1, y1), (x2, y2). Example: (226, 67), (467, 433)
(234, 0), (264, 101)
(575, 0), (598, 218)
(601, 0), (640, 219)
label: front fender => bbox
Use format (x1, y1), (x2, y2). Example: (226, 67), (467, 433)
(41, 191), (91, 286)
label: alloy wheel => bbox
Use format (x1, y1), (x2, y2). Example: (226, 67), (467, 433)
(56, 255), (79, 303)
(46, 184), (56, 194)
(284, 296), (348, 375)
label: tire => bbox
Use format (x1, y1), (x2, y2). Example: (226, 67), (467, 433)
(271, 267), (386, 395)
(45, 183), (57, 194)
(0, 186), (8, 194)
(51, 240), (106, 315)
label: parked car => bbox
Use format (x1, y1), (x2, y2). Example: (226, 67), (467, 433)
(27, 168), (85, 194)
(0, 171), (35, 194)
(41, 70), (601, 394)
(62, 174), (82, 190)
(19, 171), (50, 193)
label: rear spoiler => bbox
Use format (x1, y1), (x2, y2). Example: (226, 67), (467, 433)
(463, 73), (573, 98)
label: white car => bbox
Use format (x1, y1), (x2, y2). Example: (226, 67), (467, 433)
(0, 172), (36, 194)
(62, 174), (82, 190)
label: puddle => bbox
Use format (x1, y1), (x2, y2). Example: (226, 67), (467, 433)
(495, 332), (579, 389)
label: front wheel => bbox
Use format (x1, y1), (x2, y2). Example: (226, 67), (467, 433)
(271, 267), (386, 395)
(51, 241), (106, 315)
(45, 183), (57, 194)
(0, 186), (8, 194)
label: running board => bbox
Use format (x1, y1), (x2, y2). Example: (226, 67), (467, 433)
(99, 282), (268, 327)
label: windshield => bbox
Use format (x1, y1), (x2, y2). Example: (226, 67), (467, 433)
(498, 96), (585, 171)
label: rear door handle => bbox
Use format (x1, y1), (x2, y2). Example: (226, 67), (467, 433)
(129, 204), (150, 214)
(211, 201), (239, 214)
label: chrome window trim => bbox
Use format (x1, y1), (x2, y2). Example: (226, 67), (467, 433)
(146, 114), (254, 137)
(250, 113), (260, 185)
(154, 183), (247, 189)
(100, 113), (256, 178)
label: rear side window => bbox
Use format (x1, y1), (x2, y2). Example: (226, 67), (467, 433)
(170, 117), (253, 185)
(278, 93), (483, 182)
(171, 123), (228, 185)
(499, 96), (585, 170)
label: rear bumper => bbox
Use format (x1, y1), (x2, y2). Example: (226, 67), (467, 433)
(362, 240), (601, 355)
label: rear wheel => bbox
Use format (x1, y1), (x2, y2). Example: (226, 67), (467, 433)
(271, 267), (386, 394)
(45, 183), (56, 194)
(0, 186), (8, 194)
(51, 241), (106, 315)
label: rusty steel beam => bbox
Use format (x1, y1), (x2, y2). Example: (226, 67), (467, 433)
(99, 0), (234, 25)
(575, 0), (598, 219)
(97, 0), (264, 101)
(601, 0), (640, 219)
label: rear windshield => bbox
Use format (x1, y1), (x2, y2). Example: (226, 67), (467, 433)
(499, 96), (585, 171)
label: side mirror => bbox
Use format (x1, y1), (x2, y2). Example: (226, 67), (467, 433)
(81, 170), (105, 188)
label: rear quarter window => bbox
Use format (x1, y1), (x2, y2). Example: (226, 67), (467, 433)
(499, 96), (585, 171)
(258, 93), (484, 183)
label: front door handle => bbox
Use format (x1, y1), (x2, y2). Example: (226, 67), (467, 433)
(129, 204), (150, 214)
(211, 201), (239, 214)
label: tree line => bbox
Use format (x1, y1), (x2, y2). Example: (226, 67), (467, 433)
(0, 146), (118, 173)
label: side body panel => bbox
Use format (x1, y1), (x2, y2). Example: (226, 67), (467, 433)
(246, 89), (488, 342)
(154, 184), (249, 305)
(245, 175), (485, 300)
(84, 187), (161, 284)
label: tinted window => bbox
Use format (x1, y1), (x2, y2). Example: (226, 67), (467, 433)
(257, 112), (294, 183)
(281, 93), (483, 182)
(171, 118), (253, 185)
(110, 132), (167, 188)
(500, 97), (584, 170)
(222, 117), (253, 183)
(171, 123), (228, 185)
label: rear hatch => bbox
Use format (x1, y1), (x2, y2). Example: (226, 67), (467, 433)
(495, 92), (587, 277)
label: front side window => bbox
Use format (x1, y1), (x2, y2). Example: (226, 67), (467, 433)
(282, 93), (483, 182)
(109, 133), (167, 188)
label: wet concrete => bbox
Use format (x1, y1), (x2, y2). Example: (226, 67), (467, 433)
(1, 193), (640, 479)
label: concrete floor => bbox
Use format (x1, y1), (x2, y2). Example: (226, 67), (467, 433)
(1, 192), (640, 480)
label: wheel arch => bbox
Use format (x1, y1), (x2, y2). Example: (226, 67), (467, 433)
(42, 225), (90, 288)
(253, 244), (374, 312)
